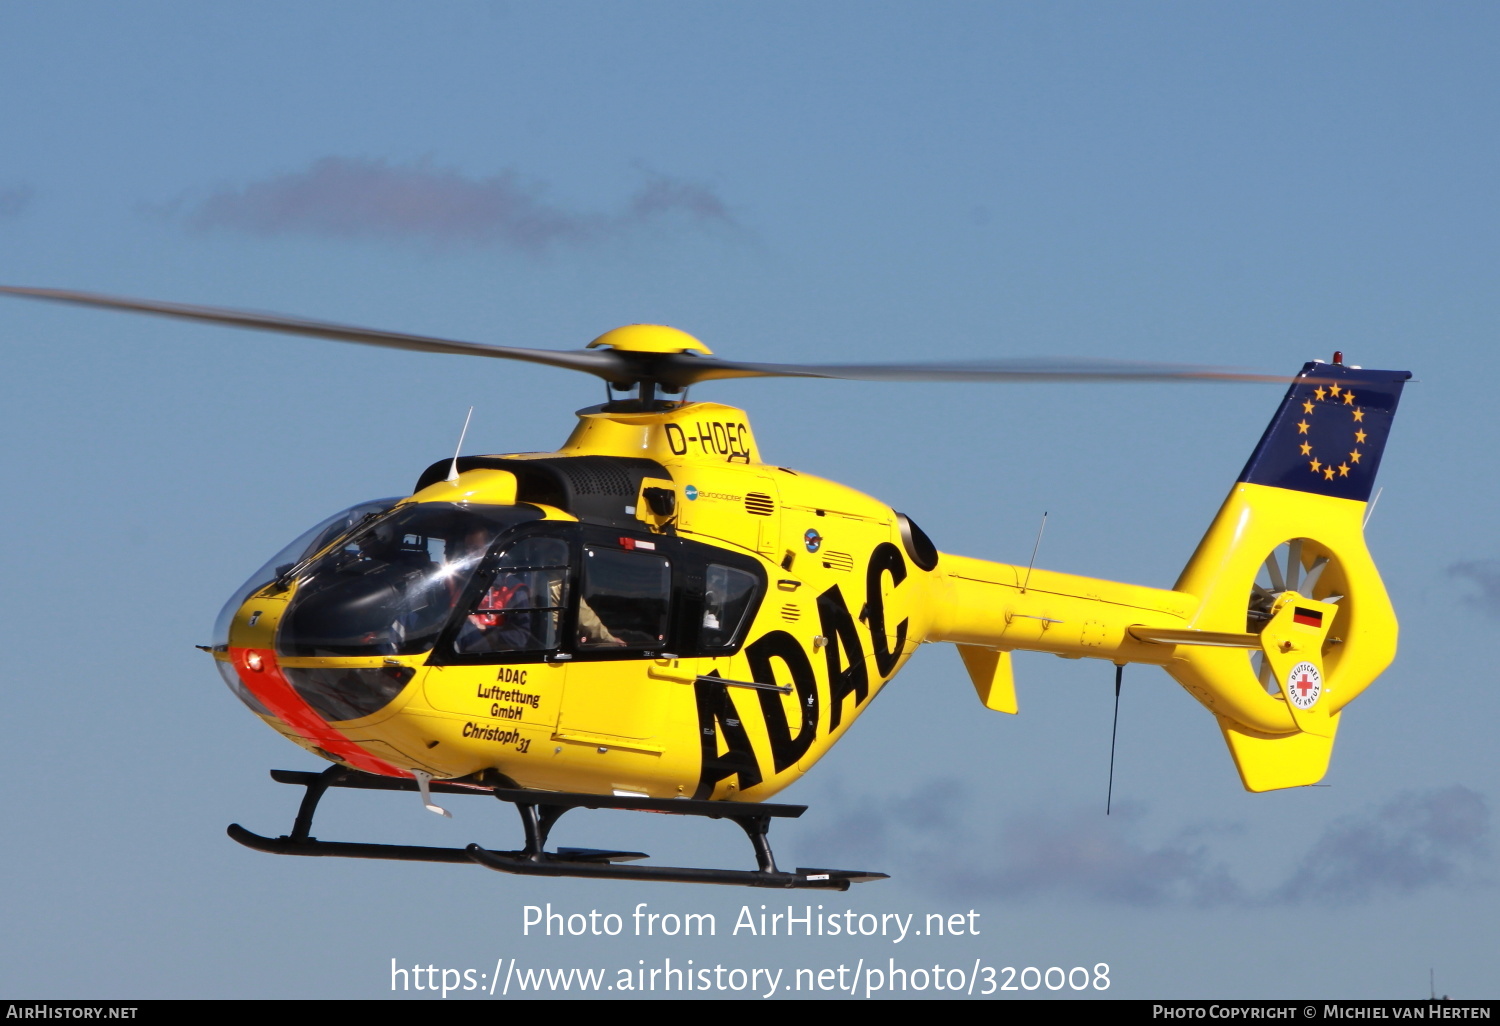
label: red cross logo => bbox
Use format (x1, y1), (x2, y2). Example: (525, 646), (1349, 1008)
(1287, 661), (1321, 708)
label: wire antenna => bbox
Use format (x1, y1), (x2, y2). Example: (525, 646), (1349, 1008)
(1107, 663), (1123, 815)
(446, 406), (474, 483)
(1363, 486), (1383, 529)
(1021, 511), (1048, 593)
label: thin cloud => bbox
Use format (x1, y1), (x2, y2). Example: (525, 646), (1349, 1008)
(628, 174), (731, 222)
(971, 805), (1244, 907)
(0, 185), (34, 218)
(805, 779), (1242, 907)
(175, 156), (733, 251)
(805, 779), (1488, 908)
(1273, 786), (1489, 906)
(1447, 560), (1500, 617)
(805, 776), (974, 871)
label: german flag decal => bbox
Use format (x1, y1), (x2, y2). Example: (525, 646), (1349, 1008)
(1293, 607), (1323, 628)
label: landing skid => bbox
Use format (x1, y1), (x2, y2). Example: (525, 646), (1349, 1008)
(228, 767), (887, 890)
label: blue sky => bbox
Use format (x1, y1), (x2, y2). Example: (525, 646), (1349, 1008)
(1, 1), (1496, 1000)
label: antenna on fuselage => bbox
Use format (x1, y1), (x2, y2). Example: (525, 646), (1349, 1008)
(1107, 663), (1124, 815)
(446, 406), (474, 484)
(1021, 511), (1048, 593)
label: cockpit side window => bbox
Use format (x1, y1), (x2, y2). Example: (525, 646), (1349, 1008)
(453, 537), (570, 656)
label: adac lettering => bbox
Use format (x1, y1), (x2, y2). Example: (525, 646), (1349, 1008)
(692, 543), (908, 796)
(817, 585), (867, 731)
(865, 542), (909, 677)
(746, 630), (818, 772)
(692, 670), (763, 799)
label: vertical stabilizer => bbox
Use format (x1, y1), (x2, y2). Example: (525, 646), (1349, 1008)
(1169, 360), (1411, 791)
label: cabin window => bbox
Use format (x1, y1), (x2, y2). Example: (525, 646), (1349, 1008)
(579, 546), (671, 650)
(700, 564), (758, 648)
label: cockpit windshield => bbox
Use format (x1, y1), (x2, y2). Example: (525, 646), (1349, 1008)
(276, 502), (541, 658)
(212, 496), (401, 649)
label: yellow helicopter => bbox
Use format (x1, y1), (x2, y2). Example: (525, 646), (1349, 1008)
(1, 285), (1411, 890)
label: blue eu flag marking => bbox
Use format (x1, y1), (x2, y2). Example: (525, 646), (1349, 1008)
(1238, 361), (1410, 503)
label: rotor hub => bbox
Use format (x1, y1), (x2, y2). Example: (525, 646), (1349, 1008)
(586, 324), (713, 356)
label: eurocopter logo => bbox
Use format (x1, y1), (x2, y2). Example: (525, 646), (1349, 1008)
(685, 485), (698, 501)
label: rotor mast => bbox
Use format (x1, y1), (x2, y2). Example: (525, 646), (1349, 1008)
(588, 323), (714, 411)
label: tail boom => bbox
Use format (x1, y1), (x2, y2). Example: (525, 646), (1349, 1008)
(925, 556), (1194, 667)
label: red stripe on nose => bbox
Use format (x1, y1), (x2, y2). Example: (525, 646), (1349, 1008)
(230, 647), (405, 778)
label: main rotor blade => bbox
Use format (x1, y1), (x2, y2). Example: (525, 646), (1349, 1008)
(3, 285), (1301, 388)
(652, 354), (1300, 387)
(0, 285), (625, 380)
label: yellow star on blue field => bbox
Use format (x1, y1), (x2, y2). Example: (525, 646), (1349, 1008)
(1244, 365), (1406, 500)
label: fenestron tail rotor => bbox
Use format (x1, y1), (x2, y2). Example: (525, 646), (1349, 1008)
(1, 284), (1304, 394)
(1248, 539), (1346, 693)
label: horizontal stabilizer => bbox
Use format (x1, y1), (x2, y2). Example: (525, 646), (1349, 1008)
(1128, 626), (1261, 649)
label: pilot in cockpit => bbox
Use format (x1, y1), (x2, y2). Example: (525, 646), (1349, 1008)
(454, 534), (624, 654)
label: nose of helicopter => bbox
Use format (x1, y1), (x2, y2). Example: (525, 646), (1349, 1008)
(227, 646), (404, 777)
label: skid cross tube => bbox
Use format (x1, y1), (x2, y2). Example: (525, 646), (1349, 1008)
(227, 768), (887, 889)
